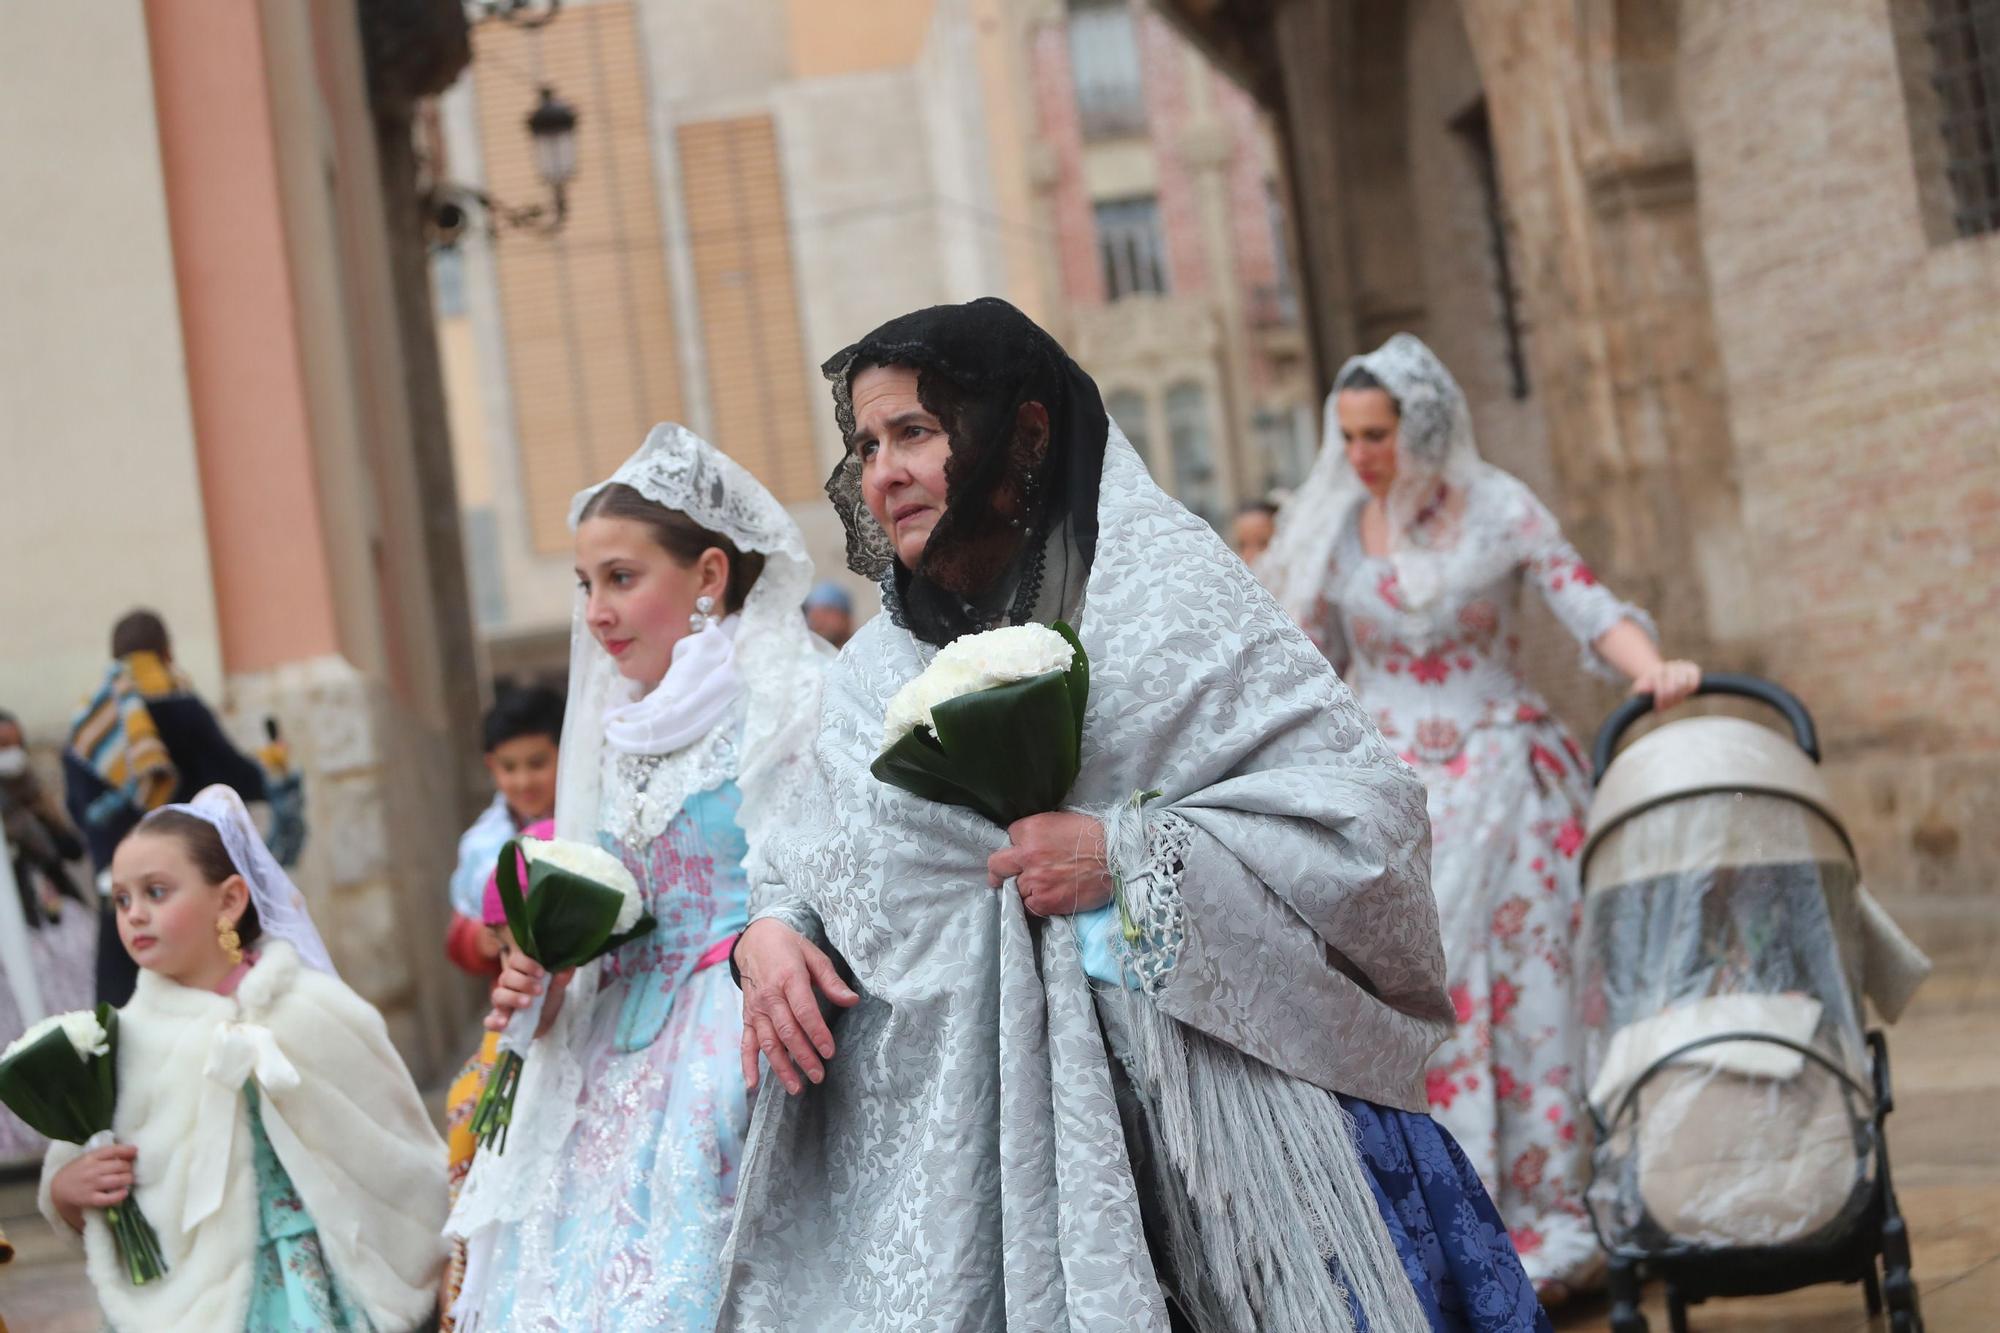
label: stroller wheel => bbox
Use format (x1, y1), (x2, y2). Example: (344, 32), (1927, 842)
(1607, 1255), (1649, 1333)
(1885, 1274), (1924, 1333)
(1882, 1246), (1920, 1330)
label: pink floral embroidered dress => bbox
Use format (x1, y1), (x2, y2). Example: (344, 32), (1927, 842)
(1262, 335), (1654, 1295)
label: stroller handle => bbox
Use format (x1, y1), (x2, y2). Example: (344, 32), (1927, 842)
(1591, 671), (1820, 785)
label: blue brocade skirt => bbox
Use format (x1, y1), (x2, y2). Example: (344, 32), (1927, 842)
(1339, 1095), (1552, 1333)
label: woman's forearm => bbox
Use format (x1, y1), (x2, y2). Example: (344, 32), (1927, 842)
(1592, 618), (1663, 684)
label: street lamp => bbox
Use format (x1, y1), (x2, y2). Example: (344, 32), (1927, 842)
(429, 85), (579, 244)
(525, 86), (577, 193)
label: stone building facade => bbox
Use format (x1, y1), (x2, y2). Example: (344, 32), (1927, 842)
(1024, 0), (1321, 522)
(434, 0), (1057, 683)
(1159, 0), (2000, 978)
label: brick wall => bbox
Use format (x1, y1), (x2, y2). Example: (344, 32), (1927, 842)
(1674, 0), (2000, 970)
(1134, 9), (1211, 293)
(1160, 0), (1998, 977)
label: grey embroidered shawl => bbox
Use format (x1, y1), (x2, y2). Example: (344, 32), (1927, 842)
(719, 436), (1452, 1330)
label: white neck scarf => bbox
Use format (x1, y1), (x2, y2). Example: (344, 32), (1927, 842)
(602, 615), (743, 756)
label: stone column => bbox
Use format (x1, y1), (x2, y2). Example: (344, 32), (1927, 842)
(1457, 0), (1747, 666)
(1269, 0), (1361, 390)
(1180, 55), (1255, 509)
(143, 0), (482, 1078)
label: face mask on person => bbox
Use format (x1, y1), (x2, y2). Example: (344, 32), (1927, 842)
(0, 747), (28, 779)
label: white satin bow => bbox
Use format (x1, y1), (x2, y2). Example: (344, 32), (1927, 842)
(203, 1020), (300, 1095)
(181, 1020), (335, 1237)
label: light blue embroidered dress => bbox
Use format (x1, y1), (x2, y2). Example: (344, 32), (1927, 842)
(242, 1083), (374, 1332)
(478, 732), (752, 1332)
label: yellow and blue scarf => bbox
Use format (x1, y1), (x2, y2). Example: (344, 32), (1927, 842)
(68, 651), (183, 829)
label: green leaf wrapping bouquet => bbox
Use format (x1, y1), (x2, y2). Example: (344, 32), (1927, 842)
(870, 621), (1151, 982)
(0, 1005), (166, 1283)
(872, 622), (1090, 827)
(468, 837), (657, 1153)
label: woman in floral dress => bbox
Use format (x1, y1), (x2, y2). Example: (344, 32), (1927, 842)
(1261, 334), (1701, 1300)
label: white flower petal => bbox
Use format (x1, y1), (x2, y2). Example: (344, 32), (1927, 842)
(518, 836), (645, 933)
(881, 624), (1075, 751)
(3, 1010), (108, 1064)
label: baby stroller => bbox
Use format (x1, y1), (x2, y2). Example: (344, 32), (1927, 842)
(1576, 674), (1928, 1333)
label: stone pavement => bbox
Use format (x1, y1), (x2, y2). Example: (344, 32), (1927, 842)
(2, 983), (1994, 1331)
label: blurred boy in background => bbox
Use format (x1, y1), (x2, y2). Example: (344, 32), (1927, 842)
(445, 687), (563, 977)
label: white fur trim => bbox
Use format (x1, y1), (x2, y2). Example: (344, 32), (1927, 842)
(68, 941), (446, 1332)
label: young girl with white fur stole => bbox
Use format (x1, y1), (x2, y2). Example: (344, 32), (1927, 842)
(40, 785), (446, 1332)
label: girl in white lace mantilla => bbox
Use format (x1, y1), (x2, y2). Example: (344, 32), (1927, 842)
(1261, 333), (1702, 1299)
(39, 786), (446, 1333)
(447, 425), (826, 1332)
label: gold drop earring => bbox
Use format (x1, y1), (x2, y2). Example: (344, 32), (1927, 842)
(217, 916), (243, 967)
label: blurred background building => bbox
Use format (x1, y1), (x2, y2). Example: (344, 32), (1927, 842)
(432, 0), (1317, 685)
(434, 0), (1046, 682)
(1023, 0), (1321, 523)
(1158, 0), (2000, 979)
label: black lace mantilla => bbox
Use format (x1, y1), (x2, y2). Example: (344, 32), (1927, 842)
(821, 298), (1108, 647)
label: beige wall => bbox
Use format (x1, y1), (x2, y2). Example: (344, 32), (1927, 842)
(0, 2), (223, 736)
(444, 0), (1052, 653)
(787, 0), (935, 78)
(443, 314), (497, 509)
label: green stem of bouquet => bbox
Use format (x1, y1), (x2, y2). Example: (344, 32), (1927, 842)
(104, 1197), (166, 1284)
(1113, 790), (1162, 945)
(469, 1049), (525, 1155)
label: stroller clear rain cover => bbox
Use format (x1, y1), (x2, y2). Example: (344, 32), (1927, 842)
(1576, 791), (1876, 1253)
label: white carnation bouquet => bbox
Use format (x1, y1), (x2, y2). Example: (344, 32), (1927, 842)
(873, 622), (1089, 827)
(875, 622), (1154, 983)
(468, 836), (654, 1153)
(0, 1005), (166, 1282)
